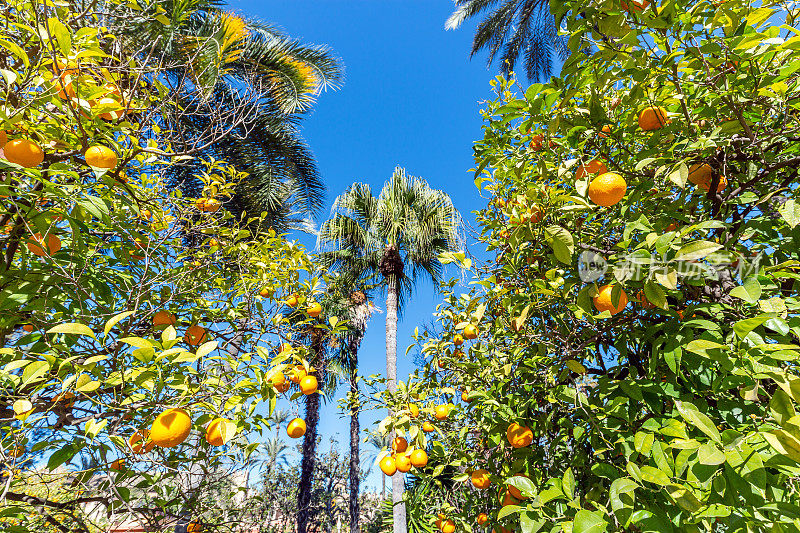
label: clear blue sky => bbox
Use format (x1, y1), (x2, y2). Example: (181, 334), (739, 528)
(228, 0), (497, 491)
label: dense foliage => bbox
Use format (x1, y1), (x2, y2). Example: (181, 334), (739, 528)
(0, 1), (333, 531)
(382, 0), (800, 530)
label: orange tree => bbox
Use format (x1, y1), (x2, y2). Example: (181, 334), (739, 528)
(377, 0), (800, 530)
(0, 1), (333, 531)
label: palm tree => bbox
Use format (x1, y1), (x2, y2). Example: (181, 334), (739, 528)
(317, 168), (464, 533)
(364, 432), (392, 498)
(341, 289), (377, 533)
(110, 1), (342, 230)
(446, 0), (568, 81)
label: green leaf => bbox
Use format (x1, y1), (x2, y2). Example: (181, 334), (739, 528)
(104, 311), (135, 338)
(674, 401), (721, 443)
(729, 277), (761, 304)
(668, 486), (702, 512)
(655, 267), (678, 290)
(609, 478), (637, 511)
(85, 419), (108, 439)
(0, 39), (29, 67)
(733, 315), (771, 339)
(498, 505), (521, 519)
(634, 431), (654, 455)
(21, 361), (50, 386)
(566, 360), (586, 374)
(47, 323), (96, 339)
(684, 339), (725, 356)
(697, 442), (726, 465)
(640, 465), (671, 486)
(47, 17), (72, 56)
(573, 510), (608, 533)
(644, 280), (667, 309)
(544, 225), (575, 264)
(48, 442), (82, 471)
(673, 241), (722, 262)
(779, 199), (800, 228)
(195, 340), (218, 359)
(770, 390), (796, 426)
(563, 467), (576, 498)
(763, 430), (800, 463)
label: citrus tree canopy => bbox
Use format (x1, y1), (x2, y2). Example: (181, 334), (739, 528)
(0, 1), (330, 530)
(379, 0), (800, 530)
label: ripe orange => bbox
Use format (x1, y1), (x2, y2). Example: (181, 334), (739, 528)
(8, 445), (25, 459)
(184, 325), (208, 346)
(4, 139), (44, 168)
(507, 475), (531, 499)
(697, 174), (727, 193)
(471, 469), (491, 489)
(636, 290), (655, 310)
(287, 418), (306, 438)
(195, 198), (222, 212)
(593, 284), (629, 315)
(527, 204), (544, 224)
(290, 365), (307, 384)
(408, 403), (420, 417)
(499, 486), (522, 507)
(666, 222), (678, 232)
(440, 520), (455, 533)
(307, 302), (322, 317)
(638, 106), (669, 131)
(150, 408), (191, 448)
(56, 391), (75, 408)
(205, 417), (229, 446)
(622, 0), (650, 10)
(110, 459), (126, 471)
(434, 404), (450, 421)
(588, 172), (627, 207)
(599, 124), (613, 137)
(688, 163), (713, 186)
(379, 456), (397, 476)
(153, 310), (176, 328)
(477, 513), (489, 526)
(395, 453), (412, 473)
(187, 522), (202, 533)
(530, 134), (544, 151)
(461, 391), (471, 403)
(85, 145), (118, 169)
(299, 375), (318, 395)
(0, 130), (7, 148)
(453, 334), (464, 346)
(422, 421), (435, 432)
(27, 233), (61, 257)
(286, 293), (299, 307)
(269, 372), (290, 393)
(506, 423), (533, 448)
(410, 449), (428, 468)
(575, 160), (608, 181)
(22, 324), (34, 333)
(128, 429), (155, 454)
(259, 286), (274, 298)
(393, 437), (408, 453)
(463, 323), (478, 340)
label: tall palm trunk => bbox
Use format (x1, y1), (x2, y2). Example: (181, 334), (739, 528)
(346, 293), (371, 533)
(348, 368), (360, 533)
(297, 334), (326, 533)
(381, 244), (406, 533)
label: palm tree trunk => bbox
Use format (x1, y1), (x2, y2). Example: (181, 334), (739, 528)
(385, 272), (406, 533)
(297, 335), (325, 533)
(348, 367), (360, 533)
(346, 296), (370, 533)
